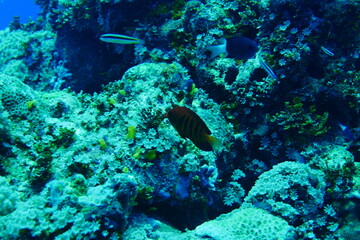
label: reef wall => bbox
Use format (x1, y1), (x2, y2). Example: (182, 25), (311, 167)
(0, 0), (360, 239)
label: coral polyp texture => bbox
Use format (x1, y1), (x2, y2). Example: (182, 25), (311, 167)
(0, 0), (360, 239)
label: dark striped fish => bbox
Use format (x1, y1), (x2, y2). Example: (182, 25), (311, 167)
(166, 107), (221, 151)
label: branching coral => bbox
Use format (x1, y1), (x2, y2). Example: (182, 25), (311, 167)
(266, 97), (330, 137)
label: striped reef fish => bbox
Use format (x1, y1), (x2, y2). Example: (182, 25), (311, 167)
(166, 107), (221, 151)
(99, 34), (144, 44)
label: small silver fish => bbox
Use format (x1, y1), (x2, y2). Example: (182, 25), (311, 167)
(337, 121), (354, 141)
(258, 56), (277, 79)
(99, 34), (144, 44)
(321, 46), (334, 57)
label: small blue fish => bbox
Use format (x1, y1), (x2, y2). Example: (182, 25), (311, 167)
(100, 34), (144, 44)
(337, 121), (354, 141)
(207, 36), (258, 60)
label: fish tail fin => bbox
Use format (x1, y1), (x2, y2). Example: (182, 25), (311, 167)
(206, 38), (227, 59)
(206, 134), (222, 151)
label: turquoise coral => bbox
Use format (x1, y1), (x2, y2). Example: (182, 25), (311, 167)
(0, 0), (359, 239)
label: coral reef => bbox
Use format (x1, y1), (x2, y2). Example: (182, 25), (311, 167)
(0, 29), (58, 91)
(0, 0), (360, 239)
(194, 207), (295, 240)
(244, 162), (327, 238)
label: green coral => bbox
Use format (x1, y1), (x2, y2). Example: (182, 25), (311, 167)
(267, 97), (330, 136)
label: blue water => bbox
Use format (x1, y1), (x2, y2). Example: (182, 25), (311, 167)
(0, 0), (41, 29)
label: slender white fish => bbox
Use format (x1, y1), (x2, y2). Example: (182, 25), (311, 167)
(257, 56), (277, 79)
(321, 46), (334, 56)
(100, 34), (144, 44)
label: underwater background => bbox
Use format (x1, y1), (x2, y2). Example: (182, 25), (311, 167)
(0, 0), (360, 239)
(0, 0), (40, 29)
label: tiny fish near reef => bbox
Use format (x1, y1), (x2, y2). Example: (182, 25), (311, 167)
(167, 107), (221, 151)
(99, 34), (144, 44)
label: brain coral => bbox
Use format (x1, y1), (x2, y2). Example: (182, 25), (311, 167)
(0, 74), (43, 121)
(244, 161), (326, 223)
(194, 207), (295, 240)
